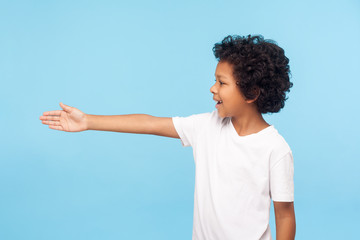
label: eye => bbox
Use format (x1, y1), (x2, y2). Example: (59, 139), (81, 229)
(214, 79), (224, 85)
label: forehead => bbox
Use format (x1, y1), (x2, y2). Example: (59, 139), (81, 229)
(215, 61), (234, 79)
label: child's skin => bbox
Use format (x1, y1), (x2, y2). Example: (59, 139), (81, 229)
(39, 60), (296, 240)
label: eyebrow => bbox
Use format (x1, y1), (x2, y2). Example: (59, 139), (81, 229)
(215, 74), (227, 79)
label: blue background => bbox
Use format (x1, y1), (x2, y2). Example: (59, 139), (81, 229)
(1, 0), (359, 239)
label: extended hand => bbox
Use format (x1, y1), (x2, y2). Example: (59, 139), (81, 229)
(39, 102), (88, 132)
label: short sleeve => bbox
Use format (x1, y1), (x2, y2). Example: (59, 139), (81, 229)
(270, 151), (294, 202)
(172, 112), (212, 147)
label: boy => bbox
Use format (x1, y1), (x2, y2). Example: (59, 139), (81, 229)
(39, 34), (296, 240)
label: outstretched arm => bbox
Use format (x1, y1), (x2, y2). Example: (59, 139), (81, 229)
(87, 114), (179, 138)
(40, 102), (180, 139)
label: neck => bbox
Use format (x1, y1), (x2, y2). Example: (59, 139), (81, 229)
(231, 106), (270, 136)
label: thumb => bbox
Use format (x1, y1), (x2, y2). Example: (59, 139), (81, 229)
(60, 102), (72, 113)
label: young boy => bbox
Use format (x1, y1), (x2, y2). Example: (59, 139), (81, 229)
(39, 34), (296, 240)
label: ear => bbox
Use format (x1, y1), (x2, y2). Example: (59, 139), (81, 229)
(246, 87), (260, 103)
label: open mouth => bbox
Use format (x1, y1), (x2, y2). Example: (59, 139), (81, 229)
(216, 100), (223, 107)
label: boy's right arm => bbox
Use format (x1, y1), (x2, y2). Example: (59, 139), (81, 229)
(40, 102), (180, 139)
(87, 114), (180, 139)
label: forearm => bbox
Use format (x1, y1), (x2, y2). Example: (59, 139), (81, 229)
(275, 216), (296, 240)
(85, 114), (154, 134)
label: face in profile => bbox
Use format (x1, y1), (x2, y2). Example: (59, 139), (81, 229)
(210, 61), (255, 118)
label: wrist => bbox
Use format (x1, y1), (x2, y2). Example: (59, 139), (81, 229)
(85, 114), (91, 130)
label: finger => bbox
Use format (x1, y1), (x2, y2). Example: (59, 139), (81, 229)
(42, 119), (60, 125)
(60, 102), (72, 113)
(49, 125), (64, 131)
(43, 110), (63, 116)
(40, 116), (60, 121)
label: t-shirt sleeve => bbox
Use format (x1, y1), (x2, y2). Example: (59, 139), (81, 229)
(171, 112), (212, 147)
(269, 150), (294, 202)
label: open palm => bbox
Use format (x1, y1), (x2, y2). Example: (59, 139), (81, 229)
(39, 102), (88, 132)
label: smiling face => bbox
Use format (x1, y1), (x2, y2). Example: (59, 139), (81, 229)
(210, 61), (256, 118)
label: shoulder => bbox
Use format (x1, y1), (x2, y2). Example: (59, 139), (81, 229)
(267, 127), (292, 163)
(172, 110), (217, 133)
(184, 110), (227, 135)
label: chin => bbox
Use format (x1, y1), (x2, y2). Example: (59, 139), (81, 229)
(217, 110), (226, 118)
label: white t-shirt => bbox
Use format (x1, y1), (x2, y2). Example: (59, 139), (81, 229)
(172, 109), (294, 240)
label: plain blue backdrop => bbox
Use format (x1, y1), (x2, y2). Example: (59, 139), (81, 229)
(1, 0), (359, 239)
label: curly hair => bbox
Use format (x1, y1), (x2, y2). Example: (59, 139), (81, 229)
(212, 34), (293, 114)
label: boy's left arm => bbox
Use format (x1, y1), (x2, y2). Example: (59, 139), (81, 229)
(273, 201), (296, 240)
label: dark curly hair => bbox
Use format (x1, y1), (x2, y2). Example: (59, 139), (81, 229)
(212, 34), (293, 114)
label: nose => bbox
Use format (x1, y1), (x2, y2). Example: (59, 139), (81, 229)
(210, 83), (217, 94)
